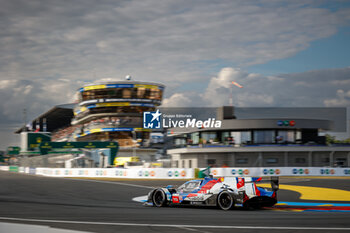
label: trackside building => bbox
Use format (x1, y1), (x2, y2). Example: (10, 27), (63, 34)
(166, 106), (350, 168)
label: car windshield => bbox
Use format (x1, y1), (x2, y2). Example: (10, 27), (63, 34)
(178, 181), (201, 193)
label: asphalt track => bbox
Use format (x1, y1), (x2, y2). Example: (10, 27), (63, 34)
(0, 172), (350, 233)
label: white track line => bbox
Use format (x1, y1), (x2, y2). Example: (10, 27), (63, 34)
(0, 217), (349, 231)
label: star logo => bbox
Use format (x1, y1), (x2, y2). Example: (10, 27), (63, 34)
(143, 109), (162, 129)
(150, 109), (162, 122)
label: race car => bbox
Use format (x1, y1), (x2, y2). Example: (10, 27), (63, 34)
(146, 176), (279, 210)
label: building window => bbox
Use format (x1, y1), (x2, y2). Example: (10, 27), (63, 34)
(254, 130), (275, 144)
(266, 158), (278, 164)
(207, 159), (216, 166)
(175, 138), (186, 147)
(137, 88), (146, 98)
(335, 158), (346, 167)
(236, 158), (248, 164)
(241, 131), (251, 144)
(202, 132), (217, 144)
(277, 130), (295, 143)
(123, 89), (132, 98)
(191, 132), (199, 144)
(189, 160), (192, 168)
(295, 158), (306, 164)
(182, 160), (185, 168)
(296, 130), (302, 142)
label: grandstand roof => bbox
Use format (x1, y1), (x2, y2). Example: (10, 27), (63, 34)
(15, 103), (75, 134)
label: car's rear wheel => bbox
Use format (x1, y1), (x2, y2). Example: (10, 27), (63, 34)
(217, 191), (234, 210)
(152, 189), (168, 207)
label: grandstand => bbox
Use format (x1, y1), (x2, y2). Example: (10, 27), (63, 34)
(16, 104), (74, 137)
(71, 80), (165, 146)
(15, 80), (165, 151)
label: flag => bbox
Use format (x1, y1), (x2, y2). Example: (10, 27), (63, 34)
(232, 81), (243, 88)
(35, 120), (40, 132)
(26, 122), (33, 131)
(198, 166), (211, 178)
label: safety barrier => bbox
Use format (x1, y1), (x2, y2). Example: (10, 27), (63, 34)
(35, 167), (194, 179)
(207, 167), (350, 177)
(0, 166), (9, 171)
(1, 166), (349, 178)
(0, 166), (194, 179)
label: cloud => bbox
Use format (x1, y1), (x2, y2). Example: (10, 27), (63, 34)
(163, 66), (350, 108)
(0, 0), (349, 85)
(1, 1), (350, 149)
(324, 89), (350, 107)
(201, 68), (246, 106)
(0, 79), (81, 123)
(162, 93), (194, 107)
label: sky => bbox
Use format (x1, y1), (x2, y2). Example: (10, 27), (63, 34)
(1, 0), (350, 150)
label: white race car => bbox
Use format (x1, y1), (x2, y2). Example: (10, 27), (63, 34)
(146, 176), (279, 210)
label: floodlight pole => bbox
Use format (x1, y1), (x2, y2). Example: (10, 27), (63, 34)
(23, 109), (27, 132)
(229, 83), (233, 106)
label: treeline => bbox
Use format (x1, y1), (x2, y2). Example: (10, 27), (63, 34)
(325, 134), (350, 144)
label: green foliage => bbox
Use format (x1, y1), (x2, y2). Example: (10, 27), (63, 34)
(325, 134), (350, 144)
(194, 168), (200, 178)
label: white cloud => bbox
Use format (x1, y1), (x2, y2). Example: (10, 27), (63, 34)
(1, 1), (350, 149)
(164, 67), (350, 108)
(0, 0), (349, 85)
(164, 67), (276, 107)
(162, 93), (193, 107)
(0, 79), (80, 123)
(324, 89), (350, 107)
(202, 68), (248, 106)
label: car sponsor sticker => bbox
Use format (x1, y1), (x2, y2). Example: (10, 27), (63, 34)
(172, 195), (180, 203)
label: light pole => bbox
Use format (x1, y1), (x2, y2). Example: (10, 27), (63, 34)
(230, 81), (243, 106)
(23, 109), (27, 132)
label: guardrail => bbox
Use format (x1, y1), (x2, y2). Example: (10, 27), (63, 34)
(0, 166), (194, 179)
(205, 167), (350, 177)
(1, 166), (349, 178)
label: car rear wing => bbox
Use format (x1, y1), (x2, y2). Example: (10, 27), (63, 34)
(221, 176), (279, 191)
(244, 176), (279, 191)
(243, 177), (262, 182)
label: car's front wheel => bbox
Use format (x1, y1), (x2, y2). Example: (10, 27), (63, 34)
(217, 191), (234, 210)
(152, 189), (168, 207)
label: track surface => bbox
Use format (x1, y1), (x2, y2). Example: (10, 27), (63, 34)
(0, 171), (349, 233)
